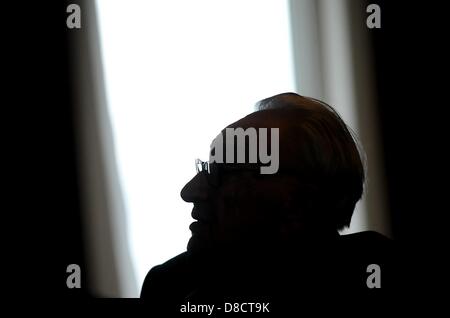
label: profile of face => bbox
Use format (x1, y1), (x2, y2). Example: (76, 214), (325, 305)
(181, 93), (364, 255)
(181, 111), (308, 255)
(181, 164), (303, 254)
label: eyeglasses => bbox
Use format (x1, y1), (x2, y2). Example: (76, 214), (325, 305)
(195, 158), (265, 187)
(195, 158), (221, 187)
(195, 158), (210, 174)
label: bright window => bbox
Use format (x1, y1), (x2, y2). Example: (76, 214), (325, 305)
(96, 0), (296, 294)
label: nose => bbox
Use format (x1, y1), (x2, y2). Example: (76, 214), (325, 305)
(180, 172), (210, 203)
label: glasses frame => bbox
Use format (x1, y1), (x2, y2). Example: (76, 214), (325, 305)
(195, 158), (210, 174)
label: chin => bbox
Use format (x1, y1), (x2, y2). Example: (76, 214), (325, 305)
(187, 234), (213, 255)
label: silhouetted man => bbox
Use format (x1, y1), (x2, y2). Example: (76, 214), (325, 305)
(141, 93), (397, 313)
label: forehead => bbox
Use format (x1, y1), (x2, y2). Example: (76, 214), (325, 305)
(208, 108), (318, 172)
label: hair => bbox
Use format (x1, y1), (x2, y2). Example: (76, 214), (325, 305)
(255, 92), (366, 230)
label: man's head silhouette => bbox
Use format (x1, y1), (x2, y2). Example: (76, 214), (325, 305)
(141, 93), (398, 308)
(181, 92), (365, 255)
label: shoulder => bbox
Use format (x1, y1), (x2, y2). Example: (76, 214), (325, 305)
(338, 230), (395, 260)
(339, 230), (393, 250)
(140, 252), (192, 299)
(337, 231), (400, 288)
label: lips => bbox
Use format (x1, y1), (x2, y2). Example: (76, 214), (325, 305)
(187, 207), (215, 252)
(191, 205), (214, 223)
